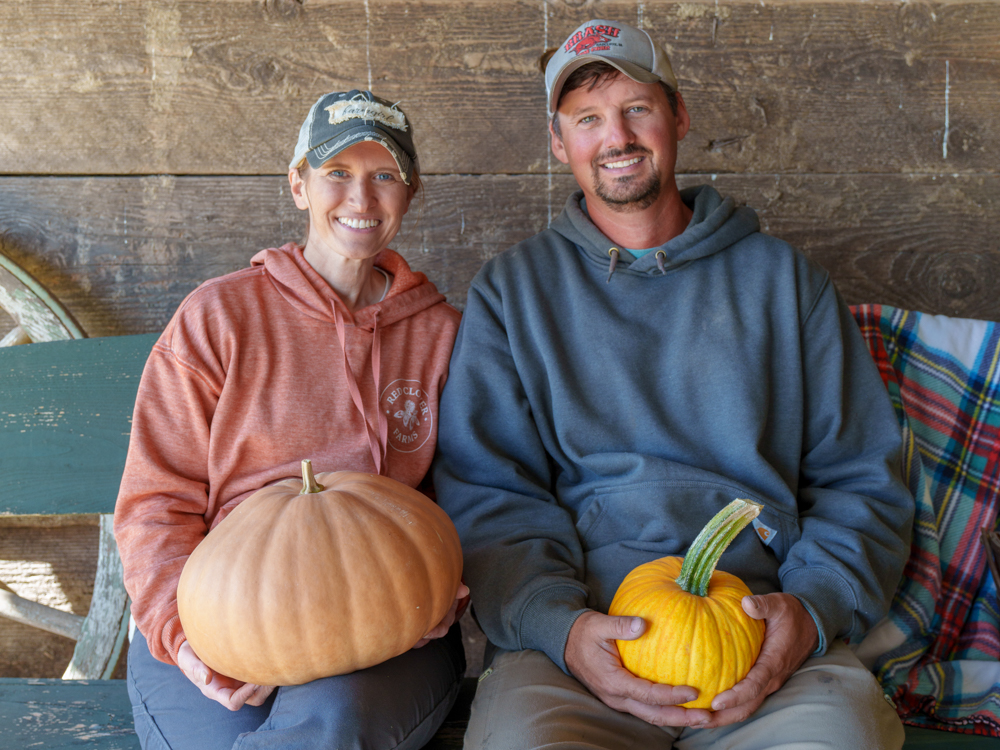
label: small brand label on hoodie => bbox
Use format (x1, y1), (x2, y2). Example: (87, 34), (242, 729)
(752, 518), (778, 547)
(381, 379), (433, 453)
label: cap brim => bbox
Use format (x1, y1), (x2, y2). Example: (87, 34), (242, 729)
(548, 56), (662, 115)
(306, 123), (414, 185)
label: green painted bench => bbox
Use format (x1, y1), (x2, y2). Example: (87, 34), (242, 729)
(0, 256), (995, 748)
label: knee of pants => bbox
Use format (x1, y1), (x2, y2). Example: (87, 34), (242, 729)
(237, 624), (466, 750)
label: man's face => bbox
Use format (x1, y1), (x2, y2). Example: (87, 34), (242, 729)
(550, 74), (689, 214)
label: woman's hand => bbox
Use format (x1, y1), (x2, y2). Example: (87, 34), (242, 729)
(413, 582), (471, 648)
(176, 640), (276, 711)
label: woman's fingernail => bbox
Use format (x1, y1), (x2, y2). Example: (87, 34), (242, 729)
(630, 617), (642, 633)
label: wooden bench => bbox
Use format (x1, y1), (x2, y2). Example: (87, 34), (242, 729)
(0, 261), (994, 748)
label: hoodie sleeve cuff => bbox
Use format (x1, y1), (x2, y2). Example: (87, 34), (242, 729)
(517, 585), (590, 674)
(780, 566), (857, 657)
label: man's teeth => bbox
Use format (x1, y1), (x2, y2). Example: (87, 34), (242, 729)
(603, 157), (643, 169)
(338, 218), (380, 229)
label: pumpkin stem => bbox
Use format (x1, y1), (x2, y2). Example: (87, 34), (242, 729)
(299, 459), (326, 495)
(675, 498), (762, 597)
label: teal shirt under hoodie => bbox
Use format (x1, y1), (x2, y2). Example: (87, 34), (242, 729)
(434, 185), (914, 673)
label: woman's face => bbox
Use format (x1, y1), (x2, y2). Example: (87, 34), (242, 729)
(289, 140), (414, 263)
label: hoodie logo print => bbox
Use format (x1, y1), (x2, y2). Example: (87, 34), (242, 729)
(381, 379), (433, 453)
(395, 400), (420, 429)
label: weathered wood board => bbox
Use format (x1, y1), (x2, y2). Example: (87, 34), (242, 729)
(0, 1), (996, 176)
(0, 335), (156, 516)
(0, 678), (138, 749)
(1, 173), (997, 341)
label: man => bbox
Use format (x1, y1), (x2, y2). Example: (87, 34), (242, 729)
(434, 18), (913, 749)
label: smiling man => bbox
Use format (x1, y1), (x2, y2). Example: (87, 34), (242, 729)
(434, 18), (913, 750)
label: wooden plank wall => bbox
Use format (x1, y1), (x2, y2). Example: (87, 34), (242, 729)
(1, 0), (998, 676)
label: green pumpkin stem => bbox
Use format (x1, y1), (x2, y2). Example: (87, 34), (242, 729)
(675, 498), (763, 597)
(299, 459), (326, 495)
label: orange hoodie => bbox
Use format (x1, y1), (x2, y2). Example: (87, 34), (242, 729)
(114, 243), (461, 665)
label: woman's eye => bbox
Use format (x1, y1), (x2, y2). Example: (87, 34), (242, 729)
(579, 115), (596, 125)
(374, 173), (395, 182)
(328, 170), (347, 178)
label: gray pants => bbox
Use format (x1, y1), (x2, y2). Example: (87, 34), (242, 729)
(465, 641), (903, 749)
(127, 625), (465, 750)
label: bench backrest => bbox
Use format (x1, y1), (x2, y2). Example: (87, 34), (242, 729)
(0, 334), (158, 516)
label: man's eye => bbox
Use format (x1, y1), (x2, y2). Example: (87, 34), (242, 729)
(629, 106), (647, 114)
(579, 115), (596, 125)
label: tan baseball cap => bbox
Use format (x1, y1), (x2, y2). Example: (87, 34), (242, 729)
(545, 19), (678, 115)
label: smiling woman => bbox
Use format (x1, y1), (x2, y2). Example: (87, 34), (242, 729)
(113, 90), (466, 750)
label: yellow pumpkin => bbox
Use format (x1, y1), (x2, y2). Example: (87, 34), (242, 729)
(177, 460), (463, 686)
(608, 498), (765, 709)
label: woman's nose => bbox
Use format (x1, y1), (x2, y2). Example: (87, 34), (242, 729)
(348, 180), (376, 211)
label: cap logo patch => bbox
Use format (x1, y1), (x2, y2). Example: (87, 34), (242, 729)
(325, 97), (408, 132)
(564, 24), (621, 56)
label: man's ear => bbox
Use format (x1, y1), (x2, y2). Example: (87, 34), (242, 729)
(549, 118), (570, 165)
(674, 92), (691, 142)
(288, 167), (309, 210)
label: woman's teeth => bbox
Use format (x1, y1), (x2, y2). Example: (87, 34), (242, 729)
(338, 218), (380, 229)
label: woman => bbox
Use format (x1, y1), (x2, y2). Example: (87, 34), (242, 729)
(115, 90), (468, 750)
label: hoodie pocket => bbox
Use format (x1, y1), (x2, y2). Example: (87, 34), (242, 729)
(577, 480), (799, 610)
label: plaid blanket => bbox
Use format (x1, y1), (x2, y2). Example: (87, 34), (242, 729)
(851, 304), (1000, 736)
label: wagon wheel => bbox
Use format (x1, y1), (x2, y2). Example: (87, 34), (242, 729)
(0, 250), (86, 345)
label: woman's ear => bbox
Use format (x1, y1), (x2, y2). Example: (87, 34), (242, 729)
(288, 167), (309, 210)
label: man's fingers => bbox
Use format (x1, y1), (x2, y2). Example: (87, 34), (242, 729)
(710, 659), (769, 711)
(616, 696), (712, 728)
(622, 676), (699, 708)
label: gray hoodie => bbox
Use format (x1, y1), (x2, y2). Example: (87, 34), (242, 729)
(434, 185), (914, 673)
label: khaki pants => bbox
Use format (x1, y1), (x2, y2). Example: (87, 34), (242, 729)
(465, 641), (903, 750)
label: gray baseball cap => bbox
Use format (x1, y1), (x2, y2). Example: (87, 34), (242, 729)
(289, 90), (418, 185)
(545, 20), (678, 115)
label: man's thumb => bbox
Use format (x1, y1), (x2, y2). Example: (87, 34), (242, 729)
(742, 594), (769, 620)
(610, 615), (645, 640)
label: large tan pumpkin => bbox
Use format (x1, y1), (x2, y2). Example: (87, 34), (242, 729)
(176, 461), (463, 686)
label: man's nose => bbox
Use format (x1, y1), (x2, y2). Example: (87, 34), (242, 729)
(604, 113), (636, 149)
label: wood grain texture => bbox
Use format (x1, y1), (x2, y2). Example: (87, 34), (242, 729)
(0, 335), (157, 516)
(1, 173), (997, 338)
(0, 0), (996, 175)
(0, 678), (138, 749)
(63, 515), (130, 680)
(0, 523), (99, 678)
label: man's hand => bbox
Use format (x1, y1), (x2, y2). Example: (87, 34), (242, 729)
(176, 640), (275, 711)
(414, 582), (471, 648)
(701, 593), (819, 728)
(564, 610), (713, 727)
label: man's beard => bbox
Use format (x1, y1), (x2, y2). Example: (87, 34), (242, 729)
(591, 146), (661, 212)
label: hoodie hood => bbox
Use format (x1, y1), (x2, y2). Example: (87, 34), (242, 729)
(550, 185), (760, 278)
(249, 243), (448, 476)
(250, 243), (445, 329)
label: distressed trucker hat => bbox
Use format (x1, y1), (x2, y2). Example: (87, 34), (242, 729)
(289, 90), (418, 185)
(545, 19), (678, 115)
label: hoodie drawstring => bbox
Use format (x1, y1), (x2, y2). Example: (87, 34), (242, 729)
(606, 247), (619, 283)
(333, 303), (387, 475)
(656, 251), (667, 275)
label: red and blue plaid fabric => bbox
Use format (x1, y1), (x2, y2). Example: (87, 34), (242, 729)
(852, 304), (1000, 736)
